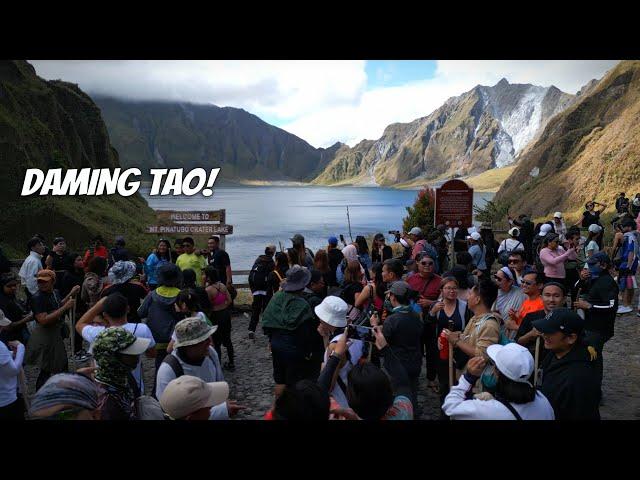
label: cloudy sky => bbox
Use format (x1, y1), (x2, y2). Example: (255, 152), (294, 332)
(31, 60), (618, 148)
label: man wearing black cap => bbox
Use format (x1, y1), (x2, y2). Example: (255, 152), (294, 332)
(573, 252), (618, 401)
(372, 281), (422, 410)
(532, 308), (600, 420)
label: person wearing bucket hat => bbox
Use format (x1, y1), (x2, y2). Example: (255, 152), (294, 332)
(160, 375), (229, 420)
(315, 296), (365, 408)
(442, 343), (554, 420)
(92, 327), (151, 420)
(25, 269), (78, 391)
(76, 294), (156, 395)
(532, 308), (600, 420)
(0, 311), (27, 420)
(156, 316), (243, 419)
(101, 260), (148, 324)
(262, 265), (318, 397)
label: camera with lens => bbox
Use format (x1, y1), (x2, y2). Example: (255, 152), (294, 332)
(388, 230), (402, 243)
(346, 324), (375, 343)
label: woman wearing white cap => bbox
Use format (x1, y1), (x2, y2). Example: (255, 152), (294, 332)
(552, 212), (567, 243)
(316, 296), (364, 408)
(467, 232), (488, 277)
(585, 224), (603, 258)
(442, 343), (555, 420)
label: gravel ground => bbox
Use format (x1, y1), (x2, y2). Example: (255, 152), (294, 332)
(23, 306), (640, 420)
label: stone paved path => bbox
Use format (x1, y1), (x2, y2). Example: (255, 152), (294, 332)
(23, 308), (640, 420)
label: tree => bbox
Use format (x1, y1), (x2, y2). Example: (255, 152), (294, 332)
(403, 188), (436, 234)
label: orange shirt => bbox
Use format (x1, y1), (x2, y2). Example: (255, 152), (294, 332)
(518, 297), (544, 325)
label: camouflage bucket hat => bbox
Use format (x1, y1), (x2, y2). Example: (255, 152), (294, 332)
(173, 317), (217, 349)
(92, 327), (150, 359)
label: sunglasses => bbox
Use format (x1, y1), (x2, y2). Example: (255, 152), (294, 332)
(521, 280), (535, 286)
(420, 261), (434, 266)
(507, 259), (520, 264)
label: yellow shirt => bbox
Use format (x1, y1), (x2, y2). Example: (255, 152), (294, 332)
(176, 253), (207, 286)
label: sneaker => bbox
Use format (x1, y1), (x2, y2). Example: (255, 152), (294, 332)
(617, 305), (633, 315)
(248, 331), (255, 340)
(224, 362), (235, 371)
(637, 311), (640, 317)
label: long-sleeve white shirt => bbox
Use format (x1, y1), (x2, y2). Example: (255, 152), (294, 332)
(0, 342), (25, 408)
(442, 374), (555, 420)
(18, 251), (43, 295)
(155, 347), (229, 420)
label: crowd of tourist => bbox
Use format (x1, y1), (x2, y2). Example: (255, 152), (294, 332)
(0, 190), (638, 421)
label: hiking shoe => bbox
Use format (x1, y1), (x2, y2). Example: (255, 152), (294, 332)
(617, 305), (633, 315)
(248, 331), (255, 340)
(224, 362), (235, 371)
(73, 350), (91, 362)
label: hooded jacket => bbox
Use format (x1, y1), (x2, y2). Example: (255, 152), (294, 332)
(137, 287), (181, 345)
(539, 343), (600, 420)
(577, 273), (618, 338)
(261, 291), (316, 358)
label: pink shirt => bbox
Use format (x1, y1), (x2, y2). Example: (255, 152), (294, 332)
(539, 246), (576, 279)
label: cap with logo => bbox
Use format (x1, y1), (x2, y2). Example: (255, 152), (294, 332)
(532, 307), (584, 335)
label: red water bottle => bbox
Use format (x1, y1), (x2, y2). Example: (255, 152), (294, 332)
(439, 330), (449, 360)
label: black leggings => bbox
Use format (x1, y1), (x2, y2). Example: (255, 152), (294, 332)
(422, 323), (438, 382)
(249, 293), (271, 332)
(212, 308), (234, 364)
(0, 396), (26, 420)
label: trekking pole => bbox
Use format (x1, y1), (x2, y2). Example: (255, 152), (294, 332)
(70, 294), (77, 358)
(278, 241), (283, 253)
(19, 368), (30, 410)
(533, 336), (541, 387)
(346, 206), (353, 242)
(448, 319), (455, 389)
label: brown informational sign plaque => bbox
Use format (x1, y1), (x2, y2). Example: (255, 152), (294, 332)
(435, 179), (474, 228)
(156, 210), (222, 223)
(147, 224), (233, 235)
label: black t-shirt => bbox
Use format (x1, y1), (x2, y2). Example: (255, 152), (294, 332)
(371, 245), (393, 264)
(515, 310), (547, 364)
(326, 249), (344, 286)
(581, 211), (601, 228)
(100, 282), (148, 323)
(48, 251), (75, 273)
(339, 282), (364, 307)
(0, 292), (28, 342)
(32, 290), (62, 317)
(208, 249), (231, 285)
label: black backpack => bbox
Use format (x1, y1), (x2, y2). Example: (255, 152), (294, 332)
(248, 260), (271, 292)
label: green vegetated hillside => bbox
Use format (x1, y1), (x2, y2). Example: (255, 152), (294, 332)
(313, 79), (575, 186)
(0, 60), (156, 257)
(94, 96), (342, 182)
(494, 60), (640, 224)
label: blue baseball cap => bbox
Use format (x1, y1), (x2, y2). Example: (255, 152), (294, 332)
(328, 236), (338, 246)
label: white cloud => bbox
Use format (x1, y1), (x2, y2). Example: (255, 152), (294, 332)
(30, 59), (619, 149)
(283, 60), (618, 147)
